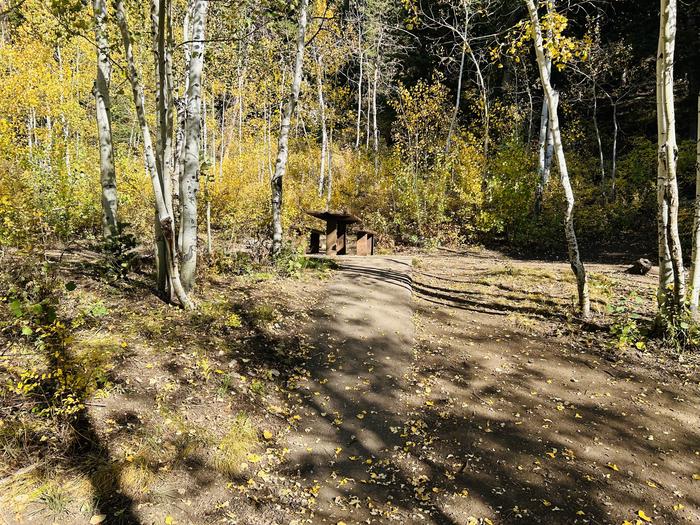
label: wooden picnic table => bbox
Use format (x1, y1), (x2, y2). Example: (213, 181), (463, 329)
(306, 210), (361, 256)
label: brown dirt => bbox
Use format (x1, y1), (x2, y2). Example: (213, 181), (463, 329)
(2, 247), (699, 525)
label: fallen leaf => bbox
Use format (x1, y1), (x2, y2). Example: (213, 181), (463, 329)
(90, 516), (106, 525)
(637, 510), (652, 522)
(607, 462), (620, 472)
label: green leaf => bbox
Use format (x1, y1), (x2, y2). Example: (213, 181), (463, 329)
(21, 326), (33, 336)
(9, 300), (22, 318)
(65, 281), (77, 291)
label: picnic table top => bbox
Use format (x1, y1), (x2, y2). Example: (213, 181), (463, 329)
(306, 210), (361, 224)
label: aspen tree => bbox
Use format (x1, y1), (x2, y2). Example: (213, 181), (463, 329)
(525, 0), (590, 318)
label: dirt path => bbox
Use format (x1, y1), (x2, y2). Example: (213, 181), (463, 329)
(284, 251), (700, 525)
(285, 256), (430, 523)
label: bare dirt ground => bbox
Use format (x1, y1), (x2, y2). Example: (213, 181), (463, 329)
(405, 249), (700, 525)
(1, 248), (699, 525)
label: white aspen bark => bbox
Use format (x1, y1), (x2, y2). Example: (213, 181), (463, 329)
(326, 126), (333, 209)
(365, 64), (371, 150)
(611, 101), (618, 201)
(690, 92), (700, 312)
(446, 40), (466, 154)
(534, 58), (552, 215)
(238, 65), (244, 158)
(372, 64), (379, 152)
(180, 0), (208, 290)
(271, 0), (309, 257)
(56, 47), (71, 180)
(592, 85), (605, 192)
(219, 91), (226, 181)
(151, 0), (176, 297)
(316, 50), (327, 197)
(115, 0), (193, 309)
(27, 112), (33, 159)
(468, 48), (489, 161)
(526, 0), (590, 318)
(92, 0), (118, 237)
(656, 0), (685, 316)
(355, 34), (363, 149)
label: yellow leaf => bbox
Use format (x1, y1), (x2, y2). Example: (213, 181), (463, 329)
(607, 462), (619, 472)
(673, 503), (684, 511)
(263, 430), (273, 440)
(356, 413), (365, 419)
(542, 499), (551, 507)
(89, 516), (106, 525)
(165, 517), (174, 525)
(637, 510), (652, 522)
(646, 480), (657, 488)
(692, 473), (700, 480)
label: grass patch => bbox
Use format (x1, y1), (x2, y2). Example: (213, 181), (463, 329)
(212, 414), (259, 478)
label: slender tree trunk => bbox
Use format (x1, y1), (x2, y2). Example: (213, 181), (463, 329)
(93, 0), (118, 237)
(611, 101), (618, 201)
(656, 0), (685, 318)
(316, 50), (327, 197)
(446, 41), (466, 154)
(355, 34), (363, 149)
(534, 58), (552, 216)
(115, 0), (193, 309)
(365, 64), (371, 150)
(271, 0), (309, 257)
(690, 92), (700, 312)
(151, 0), (176, 299)
(372, 65), (379, 153)
(180, 0), (208, 290)
(526, 0), (590, 318)
(326, 125), (333, 209)
(219, 91), (226, 181)
(592, 84), (606, 196)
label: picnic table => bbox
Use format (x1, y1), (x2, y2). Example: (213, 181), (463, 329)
(306, 210), (362, 256)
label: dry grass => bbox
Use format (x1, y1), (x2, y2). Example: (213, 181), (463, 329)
(212, 414), (259, 478)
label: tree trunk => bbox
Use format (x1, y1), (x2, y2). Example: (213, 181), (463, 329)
(355, 35), (363, 150)
(372, 64), (379, 153)
(656, 0), (685, 318)
(691, 92), (700, 312)
(326, 125), (333, 209)
(270, 0), (309, 257)
(180, 0), (208, 290)
(611, 101), (618, 201)
(592, 85), (606, 196)
(316, 50), (327, 197)
(534, 56), (552, 216)
(115, 0), (193, 309)
(446, 40), (466, 154)
(93, 0), (118, 238)
(526, 0), (590, 318)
